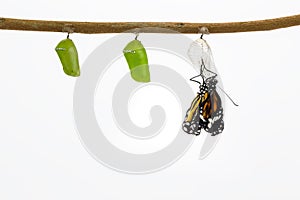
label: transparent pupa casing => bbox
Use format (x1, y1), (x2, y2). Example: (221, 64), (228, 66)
(187, 38), (224, 94)
(187, 38), (226, 159)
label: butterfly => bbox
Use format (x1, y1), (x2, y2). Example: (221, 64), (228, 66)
(182, 62), (224, 136)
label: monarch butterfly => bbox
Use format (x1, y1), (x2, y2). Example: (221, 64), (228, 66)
(123, 38), (150, 82)
(55, 37), (80, 77)
(182, 61), (224, 136)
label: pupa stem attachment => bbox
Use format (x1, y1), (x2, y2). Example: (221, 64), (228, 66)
(134, 30), (140, 40)
(198, 26), (210, 39)
(62, 24), (75, 39)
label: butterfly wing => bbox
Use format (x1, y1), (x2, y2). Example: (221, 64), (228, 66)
(182, 93), (202, 135)
(201, 90), (224, 136)
(182, 92), (210, 136)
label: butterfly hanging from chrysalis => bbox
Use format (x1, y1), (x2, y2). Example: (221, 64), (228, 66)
(182, 28), (238, 136)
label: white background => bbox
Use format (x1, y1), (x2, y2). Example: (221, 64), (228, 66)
(1, 0), (300, 199)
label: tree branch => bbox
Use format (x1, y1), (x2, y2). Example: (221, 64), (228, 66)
(0, 15), (300, 34)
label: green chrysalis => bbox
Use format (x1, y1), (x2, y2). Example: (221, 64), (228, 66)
(123, 39), (150, 82)
(55, 38), (80, 77)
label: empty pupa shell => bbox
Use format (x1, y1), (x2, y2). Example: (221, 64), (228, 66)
(123, 40), (150, 82)
(55, 38), (80, 77)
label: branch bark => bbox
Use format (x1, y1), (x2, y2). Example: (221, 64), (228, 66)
(0, 14), (300, 34)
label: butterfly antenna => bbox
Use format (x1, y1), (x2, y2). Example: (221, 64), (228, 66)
(217, 86), (239, 106)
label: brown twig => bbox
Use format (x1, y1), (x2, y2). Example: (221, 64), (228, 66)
(0, 15), (300, 34)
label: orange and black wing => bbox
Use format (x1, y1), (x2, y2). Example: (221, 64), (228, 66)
(182, 92), (210, 135)
(182, 90), (224, 136)
(201, 90), (224, 136)
(182, 93), (201, 135)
